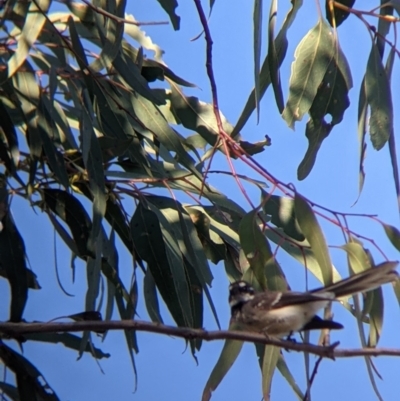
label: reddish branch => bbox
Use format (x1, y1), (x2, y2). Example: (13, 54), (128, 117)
(1, 320), (400, 359)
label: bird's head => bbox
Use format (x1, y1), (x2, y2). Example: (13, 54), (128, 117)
(229, 281), (255, 308)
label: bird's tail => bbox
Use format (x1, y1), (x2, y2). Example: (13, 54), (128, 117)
(312, 261), (398, 298)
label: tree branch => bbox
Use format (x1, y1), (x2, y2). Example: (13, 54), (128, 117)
(1, 320), (400, 359)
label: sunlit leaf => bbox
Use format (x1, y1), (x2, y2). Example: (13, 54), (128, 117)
(276, 354), (304, 399)
(239, 209), (287, 290)
(6, 0), (51, 79)
(80, 99), (107, 248)
(282, 19), (335, 128)
(202, 337), (243, 401)
(294, 193), (332, 285)
(261, 193), (304, 241)
(298, 43), (352, 180)
(233, 0), (303, 135)
(261, 346), (280, 401)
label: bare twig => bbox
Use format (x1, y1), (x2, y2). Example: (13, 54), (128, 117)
(1, 320), (400, 359)
(303, 356), (324, 401)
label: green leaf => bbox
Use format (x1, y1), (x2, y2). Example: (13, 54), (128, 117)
(326, 0), (356, 28)
(6, 0), (51, 79)
(224, 244), (242, 282)
(368, 288), (383, 347)
(24, 332), (110, 359)
(104, 192), (133, 252)
(357, 76), (368, 196)
(253, 0), (263, 121)
(261, 346), (280, 401)
(0, 213), (28, 322)
(276, 354), (304, 399)
(202, 338), (243, 401)
(265, 228), (344, 288)
(239, 136), (270, 156)
(13, 69), (40, 119)
(185, 206), (227, 264)
(0, 341), (60, 401)
(37, 96), (70, 189)
(102, 229), (117, 323)
(145, 201), (194, 328)
(365, 41), (393, 150)
(68, 16), (90, 70)
(298, 44), (352, 180)
(124, 15), (164, 60)
(282, 19), (335, 128)
(385, 47), (400, 213)
(130, 203), (188, 328)
(340, 242), (386, 344)
(341, 241), (370, 275)
(89, 0), (124, 72)
(233, 0), (303, 135)
(294, 193), (332, 285)
(143, 268), (164, 323)
(113, 53), (164, 105)
(169, 83), (240, 147)
(239, 209), (287, 291)
(267, 0), (284, 113)
(42, 189), (94, 258)
(156, 0), (180, 30)
(297, 119), (332, 180)
(80, 99), (107, 249)
(40, 94), (78, 151)
(0, 100), (19, 173)
(261, 193), (304, 241)
(131, 91), (203, 181)
(382, 222), (400, 252)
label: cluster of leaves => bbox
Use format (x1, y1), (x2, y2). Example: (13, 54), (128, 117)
(0, 1), (400, 400)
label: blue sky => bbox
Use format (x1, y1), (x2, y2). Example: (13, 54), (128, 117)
(2, 1), (400, 400)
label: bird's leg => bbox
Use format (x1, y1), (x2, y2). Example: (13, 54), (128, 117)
(285, 331), (297, 343)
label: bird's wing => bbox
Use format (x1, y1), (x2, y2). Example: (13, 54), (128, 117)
(249, 291), (335, 310)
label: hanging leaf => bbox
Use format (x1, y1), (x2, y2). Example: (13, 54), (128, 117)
(282, 19), (335, 128)
(294, 193), (333, 285)
(261, 193), (304, 241)
(202, 337), (243, 401)
(239, 209), (287, 291)
(233, 0), (303, 135)
(42, 189), (94, 258)
(326, 0), (356, 28)
(261, 346), (280, 401)
(0, 341), (60, 401)
(156, 0), (180, 30)
(365, 41), (393, 150)
(130, 203), (189, 328)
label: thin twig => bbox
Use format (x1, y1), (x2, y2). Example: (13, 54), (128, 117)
(303, 356), (324, 401)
